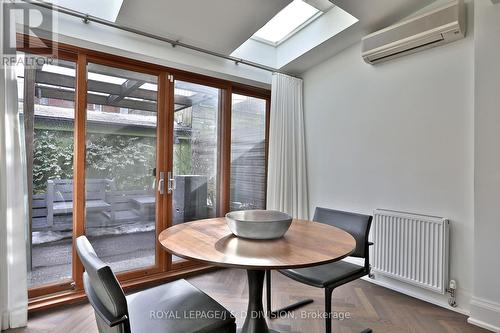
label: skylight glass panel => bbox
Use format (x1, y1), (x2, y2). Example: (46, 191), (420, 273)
(253, 0), (320, 44)
(49, 0), (124, 22)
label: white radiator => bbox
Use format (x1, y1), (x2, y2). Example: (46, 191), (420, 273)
(371, 209), (450, 294)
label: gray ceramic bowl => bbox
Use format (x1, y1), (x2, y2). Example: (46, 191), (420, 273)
(225, 210), (293, 240)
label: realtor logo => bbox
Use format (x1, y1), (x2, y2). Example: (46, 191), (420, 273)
(2, 0), (56, 61)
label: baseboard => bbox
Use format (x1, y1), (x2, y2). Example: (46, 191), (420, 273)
(469, 297), (500, 332)
(357, 269), (500, 332)
(342, 258), (499, 331)
(339, 256), (472, 316)
(360, 273), (471, 316)
(1, 312), (7, 330)
(468, 317), (499, 332)
(1, 307), (28, 330)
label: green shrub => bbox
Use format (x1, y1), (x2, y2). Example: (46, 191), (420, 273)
(33, 129), (157, 193)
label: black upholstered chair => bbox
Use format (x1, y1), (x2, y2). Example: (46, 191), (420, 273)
(266, 207), (373, 333)
(76, 236), (236, 333)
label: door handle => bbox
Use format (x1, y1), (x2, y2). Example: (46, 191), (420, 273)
(167, 171), (176, 194)
(158, 172), (165, 195)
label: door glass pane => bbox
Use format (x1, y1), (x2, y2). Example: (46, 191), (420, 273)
(17, 53), (76, 288)
(85, 63), (158, 273)
(230, 94), (267, 211)
(172, 80), (220, 225)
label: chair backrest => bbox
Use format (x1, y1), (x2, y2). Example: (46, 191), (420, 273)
(48, 178), (115, 203)
(47, 179), (73, 203)
(313, 207), (372, 258)
(76, 236), (129, 333)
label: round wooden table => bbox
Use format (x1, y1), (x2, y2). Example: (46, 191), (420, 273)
(159, 217), (356, 333)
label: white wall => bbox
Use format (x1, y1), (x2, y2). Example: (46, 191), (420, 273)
(302, 2), (474, 314)
(469, 0), (500, 331)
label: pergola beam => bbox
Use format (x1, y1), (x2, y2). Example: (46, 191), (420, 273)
(87, 63), (157, 83)
(36, 71), (157, 101)
(36, 86), (158, 112)
(106, 79), (145, 104)
(34, 70), (195, 110)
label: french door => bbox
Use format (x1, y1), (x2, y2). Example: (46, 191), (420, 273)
(24, 53), (172, 297)
(20, 39), (270, 303)
(81, 59), (169, 282)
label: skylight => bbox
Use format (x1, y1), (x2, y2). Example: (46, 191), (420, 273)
(231, 4), (357, 70)
(252, 0), (320, 45)
(49, 0), (124, 22)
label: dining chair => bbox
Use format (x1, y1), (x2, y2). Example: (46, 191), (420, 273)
(75, 235), (236, 333)
(266, 207), (373, 333)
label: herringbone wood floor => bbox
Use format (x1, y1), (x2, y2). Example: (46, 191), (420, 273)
(11, 268), (486, 333)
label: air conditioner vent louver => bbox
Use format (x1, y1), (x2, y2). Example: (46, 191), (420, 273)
(362, 0), (465, 64)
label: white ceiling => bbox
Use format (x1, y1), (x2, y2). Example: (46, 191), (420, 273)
(116, 0), (291, 55)
(116, 0), (437, 75)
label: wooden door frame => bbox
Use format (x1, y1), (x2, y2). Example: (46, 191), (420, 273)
(72, 52), (88, 291)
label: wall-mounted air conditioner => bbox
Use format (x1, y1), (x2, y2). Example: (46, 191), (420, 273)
(361, 0), (465, 65)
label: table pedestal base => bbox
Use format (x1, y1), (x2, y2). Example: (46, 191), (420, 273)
(240, 270), (280, 333)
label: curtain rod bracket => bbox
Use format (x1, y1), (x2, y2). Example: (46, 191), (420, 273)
(83, 14), (90, 24)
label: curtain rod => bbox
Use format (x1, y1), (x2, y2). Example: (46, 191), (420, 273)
(23, 0), (301, 78)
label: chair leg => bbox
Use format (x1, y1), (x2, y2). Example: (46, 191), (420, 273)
(266, 270), (272, 317)
(325, 288), (333, 333)
(325, 287), (372, 333)
(266, 270), (314, 319)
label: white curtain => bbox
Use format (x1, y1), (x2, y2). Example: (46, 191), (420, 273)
(267, 73), (309, 219)
(0, 4), (29, 328)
